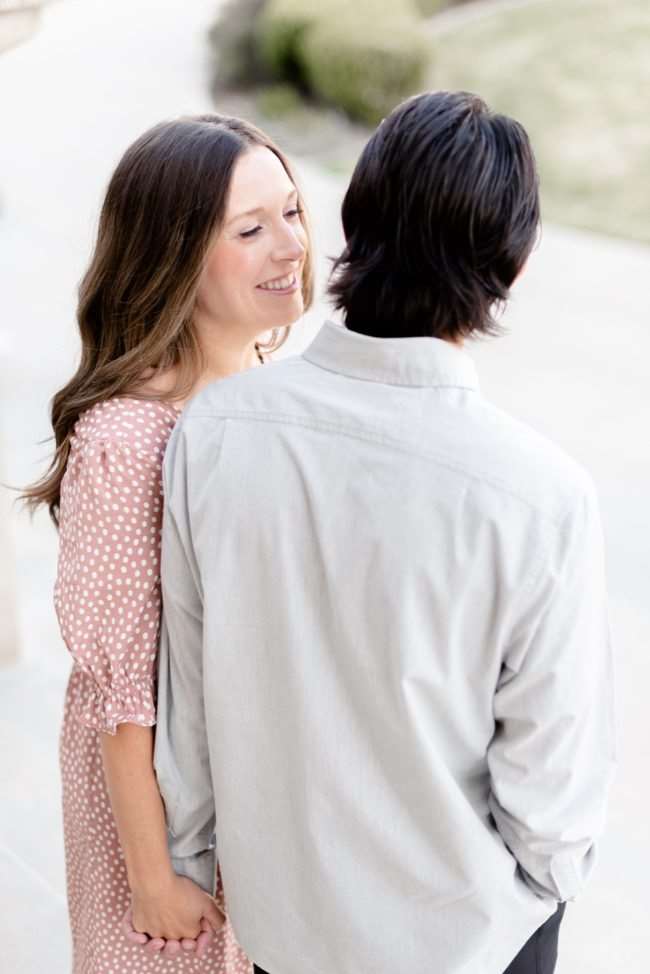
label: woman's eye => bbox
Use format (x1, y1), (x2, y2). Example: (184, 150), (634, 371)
(240, 225), (262, 239)
(285, 207), (303, 219)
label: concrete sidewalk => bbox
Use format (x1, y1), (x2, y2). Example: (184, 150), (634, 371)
(1, 1), (649, 971)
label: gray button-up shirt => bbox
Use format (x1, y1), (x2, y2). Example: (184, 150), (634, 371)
(155, 321), (614, 974)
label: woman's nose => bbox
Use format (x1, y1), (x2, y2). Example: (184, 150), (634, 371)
(273, 223), (306, 262)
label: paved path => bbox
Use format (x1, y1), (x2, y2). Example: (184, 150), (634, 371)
(1, 1), (649, 971)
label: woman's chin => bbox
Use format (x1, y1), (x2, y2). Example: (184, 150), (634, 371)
(258, 295), (304, 330)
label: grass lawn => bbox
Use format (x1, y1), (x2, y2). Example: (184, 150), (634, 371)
(428, 0), (650, 244)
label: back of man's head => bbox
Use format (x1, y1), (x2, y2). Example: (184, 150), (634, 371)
(328, 90), (540, 342)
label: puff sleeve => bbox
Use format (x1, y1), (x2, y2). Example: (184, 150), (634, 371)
(55, 437), (165, 734)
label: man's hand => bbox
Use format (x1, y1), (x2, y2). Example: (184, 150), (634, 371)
(122, 910), (216, 958)
(124, 874), (225, 957)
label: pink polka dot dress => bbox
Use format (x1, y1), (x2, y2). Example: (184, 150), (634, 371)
(55, 398), (252, 974)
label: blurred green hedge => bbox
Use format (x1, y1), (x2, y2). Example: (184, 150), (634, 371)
(256, 0), (320, 83)
(257, 0), (431, 123)
(209, 0), (269, 86)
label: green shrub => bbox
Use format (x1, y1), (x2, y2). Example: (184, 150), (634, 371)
(257, 0), (431, 124)
(209, 0), (270, 87)
(302, 17), (430, 124)
(256, 0), (324, 85)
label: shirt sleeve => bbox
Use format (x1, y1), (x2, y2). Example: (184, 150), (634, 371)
(487, 481), (616, 902)
(55, 439), (163, 734)
(153, 422), (218, 895)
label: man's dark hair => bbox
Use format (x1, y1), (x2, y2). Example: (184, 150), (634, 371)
(328, 91), (540, 341)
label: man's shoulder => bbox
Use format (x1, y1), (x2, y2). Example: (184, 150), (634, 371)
(459, 398), (595, 526)
(183, 356), (306, 421)
(173, 356), (596, 526)
(164, 357), (309, 475)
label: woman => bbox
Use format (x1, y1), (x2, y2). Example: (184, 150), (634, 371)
(22, 114), (313, 972)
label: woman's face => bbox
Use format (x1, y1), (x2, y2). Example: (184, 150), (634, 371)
(195, 145), (307, 342)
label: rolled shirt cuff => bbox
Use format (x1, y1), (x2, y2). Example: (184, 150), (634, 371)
(170, 848), (217, 896)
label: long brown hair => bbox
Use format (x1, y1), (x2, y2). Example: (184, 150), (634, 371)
(22, 114), (314, 525)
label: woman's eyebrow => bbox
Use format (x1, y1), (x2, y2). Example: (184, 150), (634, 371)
(227, 189), (298, 226)
(228, 206), (264, 224)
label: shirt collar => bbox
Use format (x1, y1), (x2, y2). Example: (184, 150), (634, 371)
(303, 321), (480, 391)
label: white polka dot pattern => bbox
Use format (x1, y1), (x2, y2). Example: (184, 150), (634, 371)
(56, 398), (252, 974)
(55, 398), (177, 734)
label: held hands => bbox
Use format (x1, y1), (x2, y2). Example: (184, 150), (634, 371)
(122, 873), (225, 958)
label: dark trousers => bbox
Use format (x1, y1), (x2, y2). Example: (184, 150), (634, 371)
(253, 902), (566, 974)
(502, 902), (566, 974)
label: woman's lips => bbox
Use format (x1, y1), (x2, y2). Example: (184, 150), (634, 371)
(257, 272), (299, 294)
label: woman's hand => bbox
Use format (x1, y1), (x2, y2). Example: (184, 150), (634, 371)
(126, 874), (225, 957)
(101, 726), (224, 956)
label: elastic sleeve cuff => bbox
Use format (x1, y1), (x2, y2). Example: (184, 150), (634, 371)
(68, 667), (156, 735)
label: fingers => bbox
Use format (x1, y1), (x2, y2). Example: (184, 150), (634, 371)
(121, 904), (188, 956)
(204, 897), (226, 932)
(196, 931), (212, 959)
(121, 898), (218, 957)
(196, 917), (215, 958)
(161, 939), (182, 958)
(121, 906), (149, 946)
(145, 937), (166, 955)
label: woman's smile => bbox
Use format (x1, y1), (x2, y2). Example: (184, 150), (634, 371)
(257, 271), (300, 294)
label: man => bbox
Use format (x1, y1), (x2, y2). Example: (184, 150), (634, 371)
(154, 91), (615, 974)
